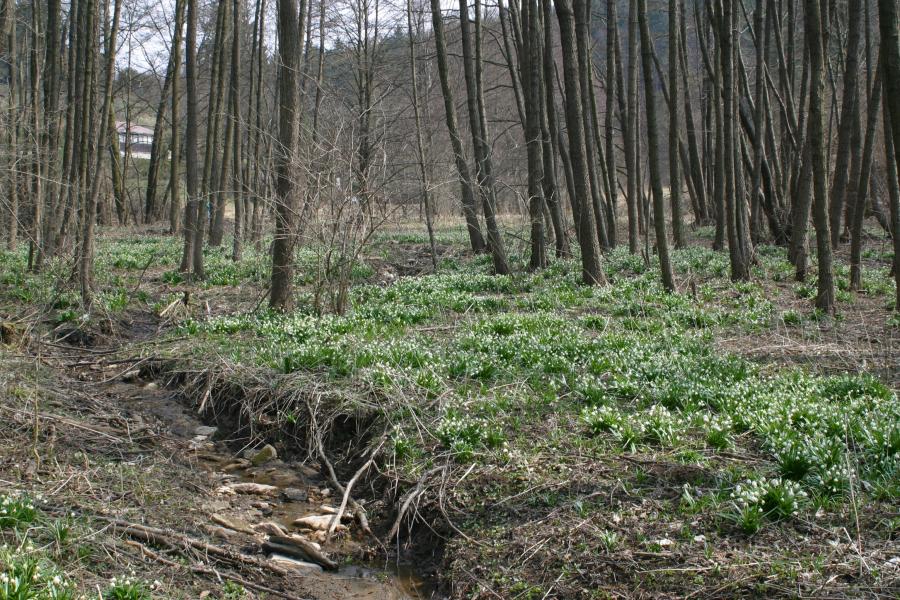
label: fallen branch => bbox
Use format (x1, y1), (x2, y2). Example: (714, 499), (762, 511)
(327, 436), (386, 539)
(388, 465), (445, 540)
(105, 517), (288, 577)
(124, 540), (311, 600)
(305, 398), (376, 538)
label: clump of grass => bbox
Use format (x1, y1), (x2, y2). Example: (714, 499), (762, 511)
(0, 541), (78, 600)
(105, 575), (152, 600)
(597, 529), (621, 553)
(435, 412), (505, 460)
(581, 405), (624, 434)
(702, 414), (734, 450)
(0, 493), (37, 530)
(727, 477), (808, 532)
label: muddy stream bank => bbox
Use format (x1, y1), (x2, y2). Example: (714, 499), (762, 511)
(112, 374), (433, 600)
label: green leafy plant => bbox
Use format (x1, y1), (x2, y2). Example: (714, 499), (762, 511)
(105, 576), (151, 600)
(0, 494), (37, 530)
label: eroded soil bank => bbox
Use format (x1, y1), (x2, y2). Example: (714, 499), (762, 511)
(0, 335), (439, 599)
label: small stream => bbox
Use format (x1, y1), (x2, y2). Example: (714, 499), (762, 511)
(117, 379), (433, 600)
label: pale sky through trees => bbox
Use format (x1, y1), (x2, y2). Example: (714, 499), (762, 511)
(116, 0), (485, 74)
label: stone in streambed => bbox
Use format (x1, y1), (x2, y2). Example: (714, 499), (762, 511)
(222, 459), (250, 472)
(265, 535), (336, 570)
(249, 444), (277, 466)
(318, 505), (354, 521)
(267, 553), (323, 574)
(292, 514), (346, 532)
(254, 521), (288, 537)
(217, 482), (279, 496)
(281, 487), (308, 503)
(210, 513), (256, 535)
(202, 524), (243, 543)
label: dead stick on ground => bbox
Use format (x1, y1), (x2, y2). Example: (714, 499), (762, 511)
(327, 436), (386, 540)
(104, 518), (289, 577)
(125, 540), (311, 600)
(306, 398), (374, 537)
(388, 465), (445, 540)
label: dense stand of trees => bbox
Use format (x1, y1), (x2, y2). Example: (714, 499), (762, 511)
(0, 0), (899, 314)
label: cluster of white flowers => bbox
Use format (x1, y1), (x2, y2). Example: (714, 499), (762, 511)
(581, 405), (623, 434)
(106, 571), (151, 599)
(0, 492), (37, 528)
(731, 477), (807, 520)
(701, 412), (733, 433)
(643, 405), (683, 446)
(814, 464), (852, 496)
(731, 478), (768, 509)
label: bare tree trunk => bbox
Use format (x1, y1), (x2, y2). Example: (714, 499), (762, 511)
(458, 0), (510, 274)
(429, 0), (486, 254)
(878, 0), (900, 195)
(80, 0), (122, 307)
(168, 0), (185, 235)
(719, 0), (752, 280)
(36, 0), (61, 268)
(3, 0), (17, 251)
(748, 0), (770, 243)
(669, 0), (684, 247)
(625, 0), (640, 253)
(108, 107), (126, 225)
(144, 36), (177, 224)
(209, 0), (232, 247)
(230, 0), (244, 262)
(56, 0), (87, 255)
(270, 0), (303, 310)
(575, 0), (609, 251)
(638, 0), (675, 291)
(407, 0), (437, 270)
(250, 0), (269, 245)
(498, 1), (527, 132)
(878, 0), (900, 310)
(679, 2), (707, 224)
(183, 0), (205, 279)
(704, 4), (726, 251)
(555, 0), (605, 285)
(807, 0), (835, 312)
(829, 0), (863, 247)
(26, 5), (43, 270)
(887, 109), (900, 312)
(542, 0), (570, 257)
(521, 0), (547, 269)
(605, 0), (621, 248)
(849, 57), (882, 291)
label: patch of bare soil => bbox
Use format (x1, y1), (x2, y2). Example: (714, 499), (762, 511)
(442, 439), (900, 599)
(716, 278), (899, 389)
(0, 340), (431, 599)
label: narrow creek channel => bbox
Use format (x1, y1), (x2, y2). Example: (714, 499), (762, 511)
(114, 377), (433, 599)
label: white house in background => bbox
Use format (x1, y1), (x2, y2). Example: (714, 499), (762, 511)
(115, 121), (155, 160)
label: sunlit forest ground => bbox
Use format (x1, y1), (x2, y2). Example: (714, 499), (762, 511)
(1, 220), (898, 598)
